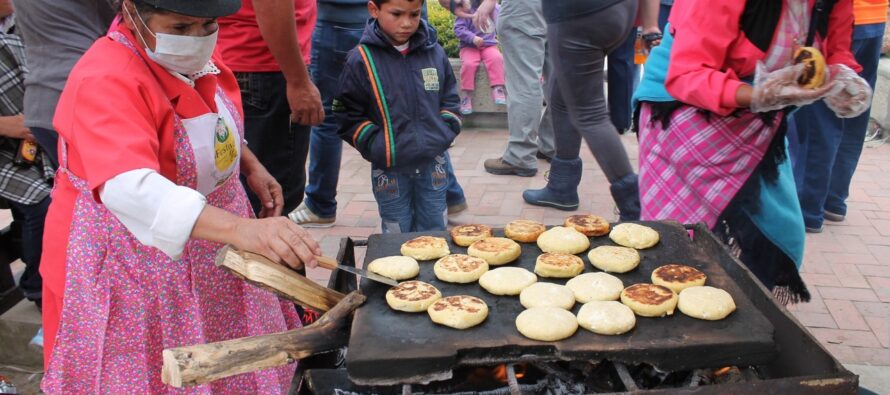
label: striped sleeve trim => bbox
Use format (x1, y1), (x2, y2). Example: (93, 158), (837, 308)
(440, 110), (462, 127)
(352, 120), (375, 146)
(358, 45), (396, 167)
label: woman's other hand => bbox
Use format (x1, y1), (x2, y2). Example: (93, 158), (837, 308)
(824, 64), (873, 118)
(232, 216), (322, 270)
(245, 164), (284, 218)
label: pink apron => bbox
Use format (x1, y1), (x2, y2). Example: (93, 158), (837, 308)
(41, 32), (301, 394)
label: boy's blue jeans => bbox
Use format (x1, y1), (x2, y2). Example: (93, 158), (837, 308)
(788, 23), (884, 229)
(373, 154), (451, 233)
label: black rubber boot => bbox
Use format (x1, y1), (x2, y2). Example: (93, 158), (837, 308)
(610, 173), (641, 221)
(522, 157), (582, 211)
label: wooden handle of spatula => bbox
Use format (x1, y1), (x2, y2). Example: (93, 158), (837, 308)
(314, 255), (339, 270)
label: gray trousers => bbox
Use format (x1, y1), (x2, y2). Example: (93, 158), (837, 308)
(498, 0), (555, 170)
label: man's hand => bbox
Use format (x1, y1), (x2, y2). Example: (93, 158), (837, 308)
(287, 79), (325, 126)
(0, 115), (34, 140)
(232, 216), (322, 270)
(472, 0), (496, 32)
(473, 36), (484, 48)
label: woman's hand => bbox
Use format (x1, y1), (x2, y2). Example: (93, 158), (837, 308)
(231, 216), (322, 270)
(749, 62), (837, 113)
(824, 64), (873, 118)
(240, 145), (283, 217)
(0, 115), (33, 140)
(245, 164), (284, 218)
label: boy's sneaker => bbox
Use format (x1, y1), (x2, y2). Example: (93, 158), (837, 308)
(460, 95), (473, 115)
(287, 202), (336, 228)
(492, 85), (507, 105)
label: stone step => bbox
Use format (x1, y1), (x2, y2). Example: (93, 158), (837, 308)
(0, 298), (42, 369)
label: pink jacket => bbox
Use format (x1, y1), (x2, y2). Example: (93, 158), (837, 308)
(665, 0), (860, 116)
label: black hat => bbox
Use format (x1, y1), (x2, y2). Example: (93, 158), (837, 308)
(135, 0), (242, 18)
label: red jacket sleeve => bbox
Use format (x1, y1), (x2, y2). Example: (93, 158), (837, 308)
(824, 0), (861, 72)
(664, 0), (748, 116)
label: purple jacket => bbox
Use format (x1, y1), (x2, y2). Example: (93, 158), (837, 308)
(453, 5), (499, 49)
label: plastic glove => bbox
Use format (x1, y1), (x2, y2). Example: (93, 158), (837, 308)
(824, 64), (873, 118)
(750, 62), (837, 113)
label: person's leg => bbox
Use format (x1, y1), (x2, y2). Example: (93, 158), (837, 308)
(657, 3), (672, 32)
(459, 47), (482, 92)
(549, 1), (640, 219)
(302, 20), (365, 221)
(8, 196), (50, 304)
(487, 0), (547, 175)
(238, 72), (310, 215)
(372, 166), (414, 233)
(444, 152), (467, 212)
(413, 156), (449, 232)
(481, 46), (506, 87)
(825, 24), (885, 219)
(607, 27), (639, 132)
(792, 101), (843, 230)
(29, 126), (59, 169)
(537, 51), (556, 160)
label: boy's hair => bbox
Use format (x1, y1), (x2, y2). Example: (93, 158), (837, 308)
(370, 0), (425, 7)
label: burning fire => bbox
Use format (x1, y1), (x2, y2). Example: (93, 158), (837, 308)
(492, 364), (527, 383)
(713, 366), (732, 377)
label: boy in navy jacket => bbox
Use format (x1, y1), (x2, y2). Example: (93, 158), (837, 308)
(335, 0), (462, 233)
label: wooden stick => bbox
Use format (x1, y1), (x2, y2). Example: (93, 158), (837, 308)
(162, 291), (366, 388)
(216, 246), (345, 312)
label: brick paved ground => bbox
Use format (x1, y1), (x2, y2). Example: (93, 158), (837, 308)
(303, 127), (890, 368)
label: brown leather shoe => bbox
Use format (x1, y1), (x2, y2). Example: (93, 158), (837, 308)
(483, 157), (537, 177)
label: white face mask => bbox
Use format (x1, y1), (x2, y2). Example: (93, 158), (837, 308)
(126, 4), (218, 75)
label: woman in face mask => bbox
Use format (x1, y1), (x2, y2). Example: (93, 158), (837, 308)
(40, 0), (322, 392)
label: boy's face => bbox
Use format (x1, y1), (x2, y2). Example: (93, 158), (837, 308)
(369, 0), (423, 46)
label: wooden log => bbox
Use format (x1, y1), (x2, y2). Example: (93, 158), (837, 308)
(215, 245), (345, 312)
(162, 291), (366, 388)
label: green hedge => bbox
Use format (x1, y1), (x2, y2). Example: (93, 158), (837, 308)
(428, 2), (460, 58)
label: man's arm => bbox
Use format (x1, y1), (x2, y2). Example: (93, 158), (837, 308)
(639, 0), (662, 49)
(471, 0), (497, 32)
(436, 0), (475, 19)
(252, 0), (324, 125)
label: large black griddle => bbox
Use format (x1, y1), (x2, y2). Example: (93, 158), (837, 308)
(346, 221), (776, 385)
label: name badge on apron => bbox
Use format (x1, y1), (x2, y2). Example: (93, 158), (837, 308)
(181, 94), (242, 196)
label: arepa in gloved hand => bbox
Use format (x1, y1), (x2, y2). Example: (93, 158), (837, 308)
(749, 62), (837, 113)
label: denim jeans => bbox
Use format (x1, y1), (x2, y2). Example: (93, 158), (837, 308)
(306, 19), (365, 218)
(373, 155), (450, 233)
(658, 3), (672, 32)
(236, 71), (310, 215)
(788, 23), (885, 228)
(8, 195), (50, 301)
(607, 27), (641, 132)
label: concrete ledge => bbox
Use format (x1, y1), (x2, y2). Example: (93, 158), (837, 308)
(449, 58), (508, 129)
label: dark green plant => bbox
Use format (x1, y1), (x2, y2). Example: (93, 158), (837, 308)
(428, 2), (459, 58)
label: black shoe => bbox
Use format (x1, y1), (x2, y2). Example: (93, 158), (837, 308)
(535, 151), (553, 163)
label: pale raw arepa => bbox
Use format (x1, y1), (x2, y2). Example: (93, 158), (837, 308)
(434, 254), (489, 283)
(467, 237), (522, 265)
(609, 223), (660, 249)
(620, 283), (678, 317)
(504, 219), (546, 243)
(367, 256), (420, 280)
(651, 264), (707, 294)
(564, 214), (610, 236)
(587, 245), (640, 273)
(566, 272), (624, 303)
(427, 295), (489, 329)
(479, 267), (537, 295)
(450, 224), (493, 247)
(537, 226), (590, 254)
(577, 301), (636, 335)
(678, 286), (736, 320)
(400, 236), (450, 260)
(519, 282), (575, 310)
(535, 253), (585, 278)
(385, 281), (442, 312)
(516, 307), (578, 341)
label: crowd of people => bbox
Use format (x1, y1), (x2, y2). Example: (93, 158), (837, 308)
(0, 0), (884, 392)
